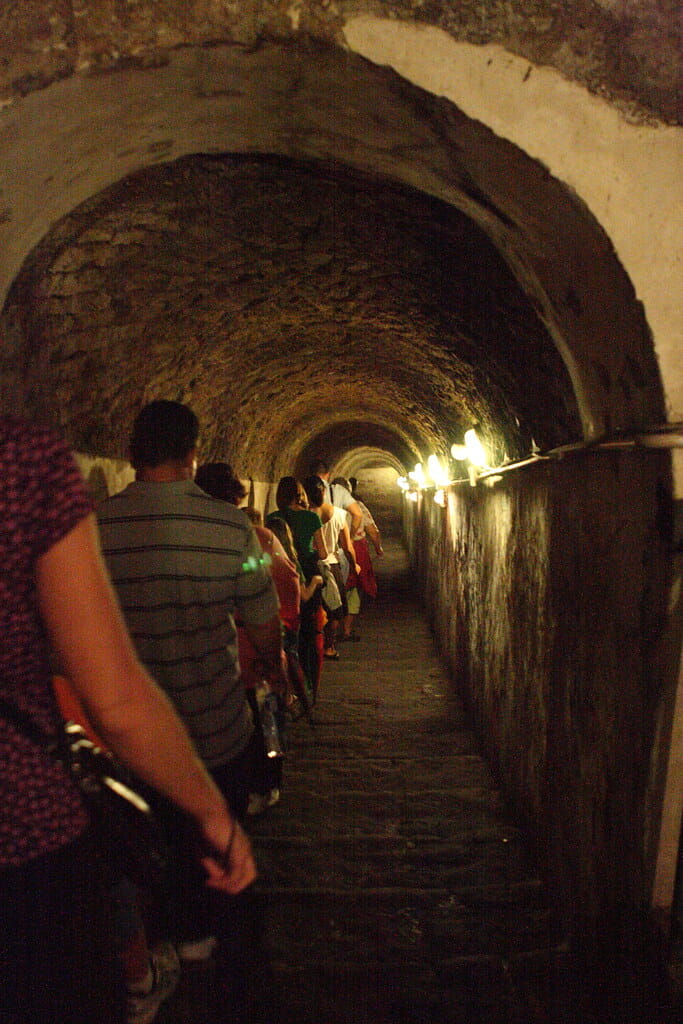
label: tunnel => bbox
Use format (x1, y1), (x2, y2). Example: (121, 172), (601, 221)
(1, 3), (681, 1021)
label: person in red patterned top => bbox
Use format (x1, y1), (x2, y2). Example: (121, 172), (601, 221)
(0, 417), (256, 1023)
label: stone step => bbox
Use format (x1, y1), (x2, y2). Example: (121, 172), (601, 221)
(164, 541), (565, 1022)
(258, 887), (555, 966)
(264, 956), (572, 1024)
(173, 949), (573, 1024)
(280, 752), (500, 791)
(284, 726), (479, 759)
(249, 787), (514, 842)
(252, 835), (532, 890)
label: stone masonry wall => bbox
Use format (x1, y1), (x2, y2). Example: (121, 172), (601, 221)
(1, 1), (678, 124)
(405, 449), (674, 955)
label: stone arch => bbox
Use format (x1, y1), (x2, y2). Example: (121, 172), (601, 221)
(0, 40), (667, 475)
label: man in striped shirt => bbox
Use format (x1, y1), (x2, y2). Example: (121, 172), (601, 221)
(98, 400), (282, 962)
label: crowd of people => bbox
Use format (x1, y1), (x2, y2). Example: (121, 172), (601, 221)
(0, 400), (383, 1024)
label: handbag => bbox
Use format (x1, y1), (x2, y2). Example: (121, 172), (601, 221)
(317, 559), (342, 613)
(0, 696), (168, 890)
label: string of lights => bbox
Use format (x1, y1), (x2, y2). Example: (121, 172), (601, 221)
(397, 423), (683, 504)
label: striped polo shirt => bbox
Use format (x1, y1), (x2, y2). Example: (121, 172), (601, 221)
(98, 479), (279, 767)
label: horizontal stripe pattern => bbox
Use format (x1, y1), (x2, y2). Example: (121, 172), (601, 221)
(98, 479), (278, 766)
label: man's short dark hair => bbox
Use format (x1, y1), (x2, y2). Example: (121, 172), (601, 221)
(308, 458), (328, 477)
(129, 400), (199, 469)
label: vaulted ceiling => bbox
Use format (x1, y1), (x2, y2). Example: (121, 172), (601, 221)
(0, 3), (674, 479)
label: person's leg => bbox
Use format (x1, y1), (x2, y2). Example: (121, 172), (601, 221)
(312, 604), (325, 700)
(323, 615), (339, 657)
(342, 586), (360, 638)
(298, 601), (320, 703)
(206, 744), (278, 1020)
(147, 793), (215, 958)
(245, 687), (270, 805)
(111, 876), (181, 1020)
(0, 833), (126, 1024)
(111, 875), (150, 984)
(284, 626), (310, 717)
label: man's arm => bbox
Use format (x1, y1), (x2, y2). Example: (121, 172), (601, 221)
(331, 483), (363, 538)
(339, 521), (361, 576)
(38, 514), (256, 893)
(313, 525), (329, 560)
(346, 500), (363, 539)
(365, 520), (383, 555)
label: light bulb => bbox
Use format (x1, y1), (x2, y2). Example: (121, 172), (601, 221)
(464, 428), (489, 469)
(427, 454), (449, 487)
(450, 443), (469, 461)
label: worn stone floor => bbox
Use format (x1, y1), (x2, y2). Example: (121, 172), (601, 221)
(163, 538), (578, 1024)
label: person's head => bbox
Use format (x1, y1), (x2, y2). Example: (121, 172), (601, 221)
(303, 475), (325, 510)
(349, 477), (358, 496)
(308, 458), (329, 480)
(195, 462), (247, 505)
(129, 400), (199, 471)
(275, 476), (308, 511)
(331, 475), (351, 492)
(243, 506), (262, 526)
(268, 515), (298, 564)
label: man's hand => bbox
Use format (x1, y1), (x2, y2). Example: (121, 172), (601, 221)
(199, 816), (257, 894)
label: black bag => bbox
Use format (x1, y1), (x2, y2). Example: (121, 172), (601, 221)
(58, 720), (168, 888)
(0, 698), (168, 890)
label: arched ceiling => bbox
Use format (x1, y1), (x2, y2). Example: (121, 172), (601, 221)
(0, 29), (670, 480)
(7, 155), (579, 477)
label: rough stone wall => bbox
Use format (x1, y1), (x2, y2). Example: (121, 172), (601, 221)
(406, 449), (674, 951)
(1, 0), (678, 124)
(3, 152), (582, 470)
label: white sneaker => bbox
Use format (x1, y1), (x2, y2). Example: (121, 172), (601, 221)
(175, 935), (218, 962)
(127, 942), (180, 1024)
(247, 792), (269, 816)
(266, 788), (280, 807)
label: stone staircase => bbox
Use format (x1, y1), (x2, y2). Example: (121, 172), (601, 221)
(239, 540), (573, 1024)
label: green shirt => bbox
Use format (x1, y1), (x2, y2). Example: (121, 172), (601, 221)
(266, 508), (322, 579)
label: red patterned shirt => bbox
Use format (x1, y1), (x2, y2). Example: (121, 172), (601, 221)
(0, 417), (93, 866)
